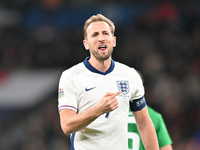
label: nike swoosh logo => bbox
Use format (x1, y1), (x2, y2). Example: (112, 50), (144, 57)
(85, 87), (96, 91)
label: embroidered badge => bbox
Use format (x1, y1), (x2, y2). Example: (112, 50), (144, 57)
(59, 88), (64, 98)
(116, 81), (129, 95)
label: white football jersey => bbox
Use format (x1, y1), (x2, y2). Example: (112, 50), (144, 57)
(58, 57), (145, 150)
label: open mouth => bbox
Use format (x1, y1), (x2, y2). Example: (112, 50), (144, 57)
(98, 45), (107, 51)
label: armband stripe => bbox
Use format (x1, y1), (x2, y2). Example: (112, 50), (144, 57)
(130, 96), (146, 111)
(59, 105), (77, 111)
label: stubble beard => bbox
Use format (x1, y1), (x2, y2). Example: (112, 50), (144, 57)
(91, 48), (113, 62)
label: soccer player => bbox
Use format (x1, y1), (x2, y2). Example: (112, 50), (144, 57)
(58, 14), (159, 150)
(128, 106), (173, 150)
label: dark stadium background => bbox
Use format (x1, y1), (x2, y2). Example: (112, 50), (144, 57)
(0, 0), (200, 149)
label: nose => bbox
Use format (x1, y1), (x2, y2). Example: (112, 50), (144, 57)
(98, 34), (104, 42)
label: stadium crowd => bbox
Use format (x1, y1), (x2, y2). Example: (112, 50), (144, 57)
(0, 0), (200, 149)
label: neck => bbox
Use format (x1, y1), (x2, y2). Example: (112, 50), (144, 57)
(88, 57), (112, 73)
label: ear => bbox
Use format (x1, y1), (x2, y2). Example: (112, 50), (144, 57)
(83, 40), (89, 50)
(113, 36), (116, 47)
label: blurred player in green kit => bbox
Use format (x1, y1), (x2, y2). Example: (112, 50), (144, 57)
(128, 106), (173, 150)
(128, 71), (173, 150)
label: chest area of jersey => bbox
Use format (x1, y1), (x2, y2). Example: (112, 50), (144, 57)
(86, 78), (130, 93)
(77, 75), (132, 108)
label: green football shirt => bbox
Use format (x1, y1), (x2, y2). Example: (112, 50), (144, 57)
(128, 106), (172, 150)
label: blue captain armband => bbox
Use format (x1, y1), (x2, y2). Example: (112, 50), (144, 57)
(129, 96), (146, 111)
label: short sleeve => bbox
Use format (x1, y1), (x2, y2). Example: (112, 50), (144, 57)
(58, 70), (78, 112)
(128, 69), (146, 111)
(129, 69), (144, 101)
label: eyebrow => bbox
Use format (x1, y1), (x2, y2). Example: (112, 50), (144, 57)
(91, 30), (110, 35)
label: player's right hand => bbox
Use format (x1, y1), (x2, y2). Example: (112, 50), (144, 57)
(97, 91), (121, 115)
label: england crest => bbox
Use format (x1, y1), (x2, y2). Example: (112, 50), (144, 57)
(116, 81), (129, 95)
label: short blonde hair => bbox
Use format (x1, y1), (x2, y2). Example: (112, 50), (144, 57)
(83, 14), (115, 39)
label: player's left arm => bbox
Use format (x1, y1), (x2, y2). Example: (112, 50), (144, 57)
(132, 106), (159, 150)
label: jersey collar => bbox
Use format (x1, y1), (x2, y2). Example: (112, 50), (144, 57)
(83, 57), (115, 75)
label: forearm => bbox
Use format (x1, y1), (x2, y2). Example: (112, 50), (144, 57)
(133, 107), (159, 150)
(60, 106), (102, 135)
(60, 92), (120, 135)
(138, 119), (159, 150)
